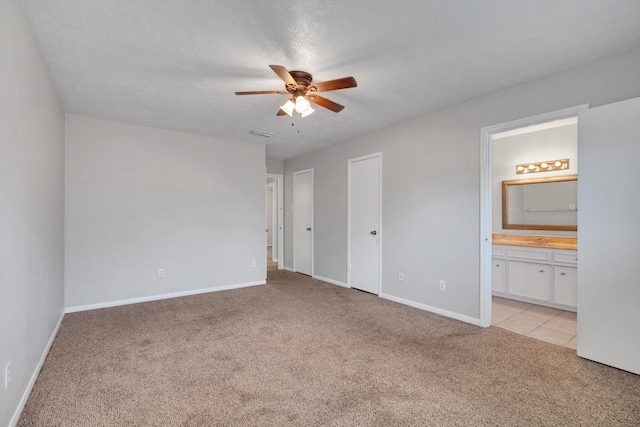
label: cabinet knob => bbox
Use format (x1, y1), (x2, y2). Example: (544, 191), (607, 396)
(560, 272), (566, 276)
(495, 264), (500, 267)
(539, 270), (545, 273)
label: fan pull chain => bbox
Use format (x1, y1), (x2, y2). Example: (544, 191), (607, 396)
(291, 113), (302, 134)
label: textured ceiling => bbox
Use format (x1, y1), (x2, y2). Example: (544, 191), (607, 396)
(20, 0), (640, 160)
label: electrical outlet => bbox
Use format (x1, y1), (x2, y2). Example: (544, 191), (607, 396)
(5, 362), (10, 390)
(439, 280), (446, 291)
(158, 269), (165, 278)
(251, 260), (256, 267)
(398, 272), (404, 281)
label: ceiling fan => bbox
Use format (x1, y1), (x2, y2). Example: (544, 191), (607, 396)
(235, 65), (357, 117)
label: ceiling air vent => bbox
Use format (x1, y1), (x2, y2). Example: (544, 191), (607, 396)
(250, 130), (274, 138)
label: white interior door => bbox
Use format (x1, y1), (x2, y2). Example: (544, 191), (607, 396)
(349, 154), (381, 294)
(294, 169), (313, 275)
(577, 97), (640, 375)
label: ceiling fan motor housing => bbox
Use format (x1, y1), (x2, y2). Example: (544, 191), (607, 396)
(288, 70), (314, 92)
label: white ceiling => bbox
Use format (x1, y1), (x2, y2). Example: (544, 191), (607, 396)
(20, 0), (640, 160)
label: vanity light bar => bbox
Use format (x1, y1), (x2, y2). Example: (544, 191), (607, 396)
(516, 158), (569, 175)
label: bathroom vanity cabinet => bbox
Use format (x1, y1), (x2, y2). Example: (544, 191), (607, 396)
(492, 245), (577, 311)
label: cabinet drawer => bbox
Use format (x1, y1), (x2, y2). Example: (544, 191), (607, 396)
(507, 249), (550, 262)
(508, 261), (550, 301)
(554, 266), (577, 307)
(553, 252), (578, 265)
(492, 247), (505, 257)
(492, 259), (506, 293)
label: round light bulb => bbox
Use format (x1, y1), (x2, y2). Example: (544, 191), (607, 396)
(554, 161), (562, 167)
(294, 96), (310, 113)
(541, 163), (548, 168)
(528, 164), (536, 170)
(517, 166), (525, 172)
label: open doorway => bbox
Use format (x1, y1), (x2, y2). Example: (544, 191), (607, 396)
(266, 173), (284, 273)
(480, 105), (587, 349)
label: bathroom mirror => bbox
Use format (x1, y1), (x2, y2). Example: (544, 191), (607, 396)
(502, 174), (577, 231)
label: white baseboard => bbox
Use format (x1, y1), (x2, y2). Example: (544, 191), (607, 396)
(379, 293), (480, 326)
(9, 311), (64, 427)
(312, 274), (349, 288)
(65, 280), (266, 313)
(283, 266), (295, 273)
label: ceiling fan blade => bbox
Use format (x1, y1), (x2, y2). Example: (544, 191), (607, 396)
(269, 65), (297, 87)
(277, 108), (287, 116)
(308, 94), (344, 113)
(235, 90), (288, 95)
(310, 76), (357, 92)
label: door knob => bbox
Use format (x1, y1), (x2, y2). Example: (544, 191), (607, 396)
(306, 227), (311, 231)
(370, 230), (377, 235)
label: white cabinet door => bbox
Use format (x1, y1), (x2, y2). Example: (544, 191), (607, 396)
(492, 259), (506, 292)
(554, 266), (577, 306)
(508, 261), (549, 301)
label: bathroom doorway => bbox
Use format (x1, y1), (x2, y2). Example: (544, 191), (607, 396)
(479, 105), (587, 349)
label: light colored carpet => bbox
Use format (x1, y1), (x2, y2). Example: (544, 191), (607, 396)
(18, 269), (640, 426)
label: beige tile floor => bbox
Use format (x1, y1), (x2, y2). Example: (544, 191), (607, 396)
(492, 296), (577, 349)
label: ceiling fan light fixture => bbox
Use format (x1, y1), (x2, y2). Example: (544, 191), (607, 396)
(236, 65), (356, 117)
(300, 106), (315, 117)
(294, 95), (311, 113)
(279, 99), (294, 116)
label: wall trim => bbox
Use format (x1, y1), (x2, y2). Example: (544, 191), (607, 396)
(65, 281), (266, 313)
(9, 311), (64, 427)
(312, 274), (349, 288)
(283, 266), (296, 273)
(380, 293), (481, 326)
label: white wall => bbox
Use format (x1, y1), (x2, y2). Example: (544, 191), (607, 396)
(492, 124), (578, 235)
(65, 115), (266, 309)
(0, 1), (65, 425)
(578, 97), (640, 375)
(266, 158), (284, 175)
(284, 48), (640, 322)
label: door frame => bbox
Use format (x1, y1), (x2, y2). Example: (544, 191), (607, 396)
(479, 105), (587, 327)
(267, 173), (284, 270)
(347, 152), (382, 294)
(293, 168), (314, 276)
(266, 181), (275, 249)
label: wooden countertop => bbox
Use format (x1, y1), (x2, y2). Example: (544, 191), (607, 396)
(492, 233), (577, 250)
